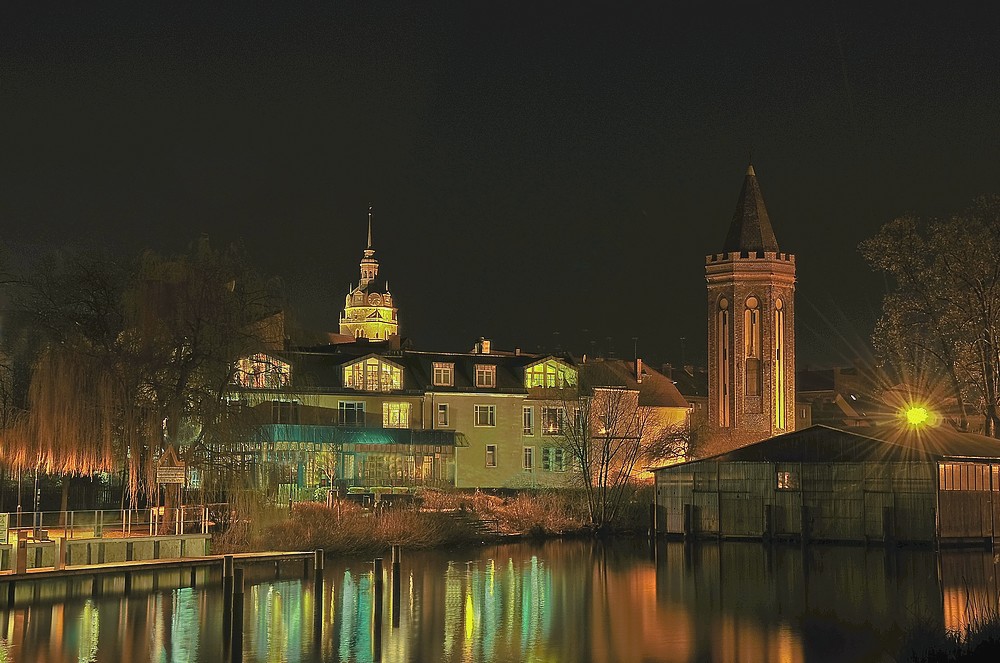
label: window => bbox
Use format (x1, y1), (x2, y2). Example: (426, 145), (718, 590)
(432, 362), (454, 387)
(474, 404), (496, 427)
(485, 444), (497, 467)
(523, 406), (534, 435)
(523, 447), (534, 470)
(717, 297), (731, 427)
(744, 296), (762, 397)
(382, 402), (411, 428)
(776, 471), (798, 490)
(542, 447), (567, 472)
(541, 407), (565, 435)
(475, 364), (496, 388)
(525, 360), (576, 388)
(437, 403), (450, 427)
(338, 401), (365, 426)
(343, 357), (402, 392)
(236, 354), (291, 389)
(775, 298), (786, 429)
(271, 401), (299, 424)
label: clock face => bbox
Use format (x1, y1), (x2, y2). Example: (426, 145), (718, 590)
(368, 293), (382, 306)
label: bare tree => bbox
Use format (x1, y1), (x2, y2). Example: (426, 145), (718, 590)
(554, 384), (686, 531)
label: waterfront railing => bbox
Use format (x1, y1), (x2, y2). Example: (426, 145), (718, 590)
(3, 504), (217, 544)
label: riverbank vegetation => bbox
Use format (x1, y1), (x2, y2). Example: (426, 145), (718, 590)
(214, 485), (655, 555)
(904, 607), (1000, 661)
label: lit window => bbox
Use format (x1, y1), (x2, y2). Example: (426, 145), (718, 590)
(382, 402), (411, 428)
(432, 362), (455, 387)
(475, 364), (496, 388)
(235, 354), (291, 389)
(338, 401), (365, 426)
(542, 447), (567, 472)
(523, 447), (534, 470)
(474, 404), (496, 427)
(541, 407), (565, 435)
(523, 406), (534, 435)
(525, 360), (576, 388)
(437, 403), (450, 427)
(776, 471), (798, 490)
(343, 358), (402, 392)
(485, 444), (497, 467)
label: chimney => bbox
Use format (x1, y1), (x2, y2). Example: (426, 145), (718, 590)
(636, 358), (644, 384)
(514, 347), (521, 356)
(481, 338), (491, 354)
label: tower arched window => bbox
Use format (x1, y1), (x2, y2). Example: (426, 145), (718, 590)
(744, 296), (762, 397)
(717, 297), (731, 427)
(774, 298), (786, 428)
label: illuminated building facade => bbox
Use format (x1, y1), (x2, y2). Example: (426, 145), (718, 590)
(704, 164), (796, 456)
(234, 341), (689, 495)
(339, 208), (399, 341)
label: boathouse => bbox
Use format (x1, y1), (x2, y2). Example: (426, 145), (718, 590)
(652, 424), (1000, 544)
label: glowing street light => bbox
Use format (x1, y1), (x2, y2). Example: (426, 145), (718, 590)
(905, 406), (931, 426)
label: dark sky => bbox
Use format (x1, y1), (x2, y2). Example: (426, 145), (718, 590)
(4, 2), (999, 368)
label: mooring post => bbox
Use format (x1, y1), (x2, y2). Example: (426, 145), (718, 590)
(373, 557), (384, 662)
(14, 540), (27, 575)
(314, 549), (325, 586)
(391, 546), (401, 628)
(231, 567), (244, 663)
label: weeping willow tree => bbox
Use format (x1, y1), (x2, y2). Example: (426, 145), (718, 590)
(1, 238), (284, 513)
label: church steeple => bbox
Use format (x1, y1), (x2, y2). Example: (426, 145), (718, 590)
(359, 205), (378, 288)
(723, 163), (780, 253)
(340, 206), (399, 341)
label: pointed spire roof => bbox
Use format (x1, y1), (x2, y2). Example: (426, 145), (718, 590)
(723, 164), (780, 253)
(367, 204), (373, 249)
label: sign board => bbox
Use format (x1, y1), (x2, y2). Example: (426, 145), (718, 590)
(157, 445), (187, 485)
(0, 513), (7, 544)
(156, 466), (187, 484)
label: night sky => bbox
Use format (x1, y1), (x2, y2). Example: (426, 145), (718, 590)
(4, 3), (999, 368)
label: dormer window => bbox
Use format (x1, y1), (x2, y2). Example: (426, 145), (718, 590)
(343, 357), (403, 392)
(524, 359), (577, 388)
(433, 362), (455, 387)
(475, 364), (496, 388)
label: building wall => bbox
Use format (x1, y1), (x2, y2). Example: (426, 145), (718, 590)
(655, 459), (942, 543)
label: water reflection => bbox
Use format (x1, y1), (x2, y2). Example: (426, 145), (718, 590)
(4, 540), (1000, 662)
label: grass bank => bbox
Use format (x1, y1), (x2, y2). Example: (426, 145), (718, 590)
(213, 486), (655, 555)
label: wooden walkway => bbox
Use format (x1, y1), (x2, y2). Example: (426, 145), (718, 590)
(0, 550), (316, 584)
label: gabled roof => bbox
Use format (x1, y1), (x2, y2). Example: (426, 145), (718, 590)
(722, 164), (780, 253)
(581, 359), (689, 408)
(655, 424), (1000, 470)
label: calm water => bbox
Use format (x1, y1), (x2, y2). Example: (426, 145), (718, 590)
(3, 539), (999, 662)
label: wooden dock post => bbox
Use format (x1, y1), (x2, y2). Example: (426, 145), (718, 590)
(230, 567), (244, 663)
(14, 540), (27, 575)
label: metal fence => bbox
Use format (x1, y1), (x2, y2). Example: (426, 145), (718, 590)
(4, 505), (216, 544)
